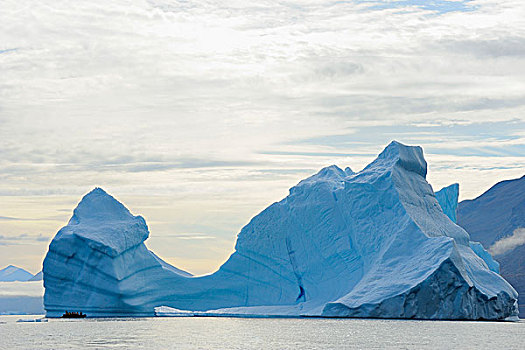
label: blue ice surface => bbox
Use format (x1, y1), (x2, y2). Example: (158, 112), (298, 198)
(42, 141), (519, 320)
(434, 183), (500, 274)
(435, 183), (459, 223)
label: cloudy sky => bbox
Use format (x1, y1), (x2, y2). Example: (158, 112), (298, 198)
(1, 0), (524, 275)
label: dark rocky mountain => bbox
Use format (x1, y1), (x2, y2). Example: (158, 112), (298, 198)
(458, 175), (525, 316)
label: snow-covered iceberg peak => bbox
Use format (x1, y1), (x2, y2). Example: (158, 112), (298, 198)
(292, 165), (346, 190)
(55, 188), (149, 257)
(363, 140), (427, 177)
(315, 164), (347, 180)
(344, 167), (354, 175)
(43, 141), (519, 320)
(69, 187), (136, 224)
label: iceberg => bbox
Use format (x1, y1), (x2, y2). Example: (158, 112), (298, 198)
(469, 241), (500, 274)
(43, 141), (518, 320)
(16, 318), (48, 322)
(435, 183), (459, 223)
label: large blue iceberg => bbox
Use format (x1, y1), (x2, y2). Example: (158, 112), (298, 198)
(43, 141), (519, 319)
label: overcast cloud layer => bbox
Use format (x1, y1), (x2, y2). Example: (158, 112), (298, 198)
(1, 0), (524, 274)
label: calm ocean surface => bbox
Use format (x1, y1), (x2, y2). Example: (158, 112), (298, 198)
(1, 315), (524, 349)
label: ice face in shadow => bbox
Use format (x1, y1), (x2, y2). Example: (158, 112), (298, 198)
(43, 141), (519, 320)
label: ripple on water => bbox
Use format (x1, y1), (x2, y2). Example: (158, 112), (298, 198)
(1, 315), (524, 350)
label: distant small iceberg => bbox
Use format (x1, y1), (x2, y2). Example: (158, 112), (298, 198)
(155, 306), (194, 317)
(16, 318), (48, 323)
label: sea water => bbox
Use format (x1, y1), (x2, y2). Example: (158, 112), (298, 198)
(1, 315), (524, 349)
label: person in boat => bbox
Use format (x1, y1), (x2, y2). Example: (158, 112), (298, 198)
(62, 310), (86, 318)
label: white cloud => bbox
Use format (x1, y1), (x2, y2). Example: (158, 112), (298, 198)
(489, 228), (525, 256)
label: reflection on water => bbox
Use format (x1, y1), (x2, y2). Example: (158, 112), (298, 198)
(1, 315), (524, 349)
